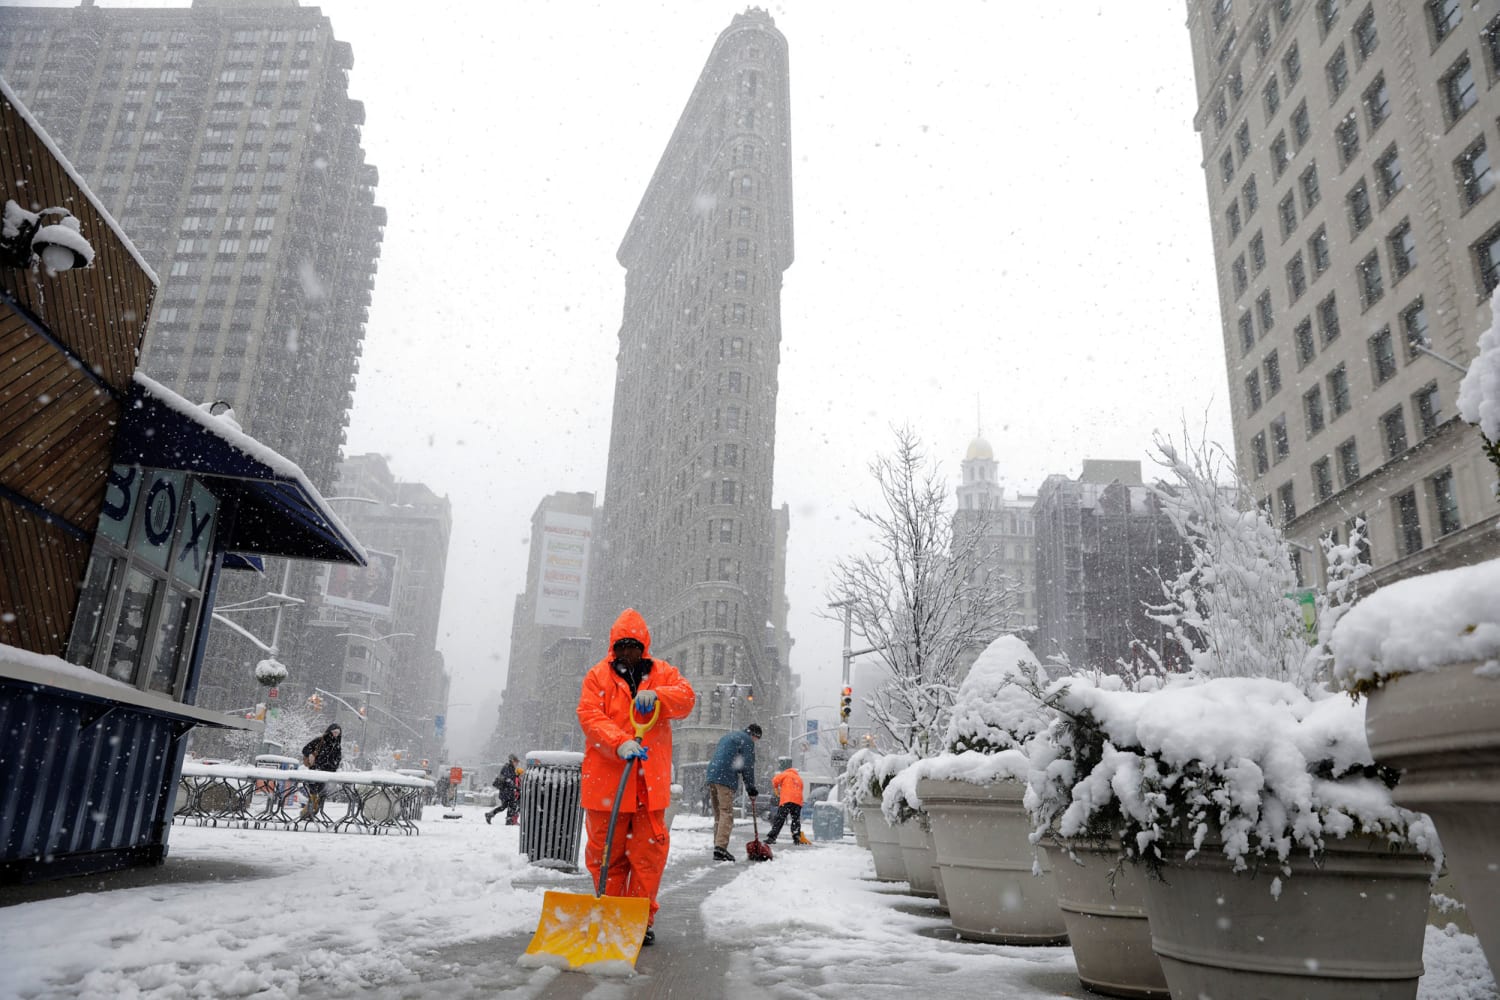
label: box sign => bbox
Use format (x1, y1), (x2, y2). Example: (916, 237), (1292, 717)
(99, 464), (218, 593)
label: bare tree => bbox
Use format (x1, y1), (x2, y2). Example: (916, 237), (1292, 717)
(827, 426), (1016, 756)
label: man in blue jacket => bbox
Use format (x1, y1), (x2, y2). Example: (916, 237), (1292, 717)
(706, 723), (761, 861)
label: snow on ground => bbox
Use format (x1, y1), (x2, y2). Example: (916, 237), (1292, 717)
(0, 807), (1493, 999)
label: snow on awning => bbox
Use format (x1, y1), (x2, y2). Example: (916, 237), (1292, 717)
(113, 373), (367, 567)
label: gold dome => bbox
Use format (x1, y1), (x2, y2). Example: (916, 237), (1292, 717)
(965, 436), (994, 461)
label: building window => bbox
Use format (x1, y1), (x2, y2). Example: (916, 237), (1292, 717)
(1246, 370), (1263, 413)
(1442, 55), (1477, 122)
(1271, 416), (1291, 462)
(1394, 488), (1423, 556)
(1287, 252), (1308, 301)
(1347, 179), (1372, 234)
(1255, 17), (1273, 58)
(1292, 101), (1311, 149)
(1486, 15), (1500, 75)
(1295, 318), (1317, 367)
(1300, 163), (1321, 211)
(712, 644), (726, 676)
(1376, 146), (1404, 202)
(1271, 133), (1290, 178)
(1236, 121), (1252, 160)
(1457, 139), (1494, 207)
(1309, 226), (1331, 275)
(1401, 297), (1429, 358)
(1221, 149), (1236, 185)
(1278, 192), (1298, 238)
(1263, 76), (1281, 121)
(1226, 201), (1243, 239)
(1243, 176), (1260, 214)
(1233, 255), (1249, 296)
(1431, 468), (1461, 537)
(719, 479), (738, 504)
(1252, 431), (1270, 475)
(1370, 326), (1398, 383)
(1264, 349), (1283, 395)
(1353, 6), (1378, 61)
(1336, 114), (1361, 167)
(1363, 74), (1390, 131)
(1238, 312), (1256, 354)
(1478, 224), (1500, 293)
(1429, 0), (1462, 42)
(1382, 406), (1409, 459)
(1250, 231), (1267, 272)
(1357, 251), (1385, 309)
(1413, 382), (1441, 438)
(1284, 41), (1302, 84)
(1389, 221), (1416, 279)
(1328, 363), (1352, 416)
(1312, 457), (1335, 502)
(1304, 384), (1326, 435)
(1318, 0), (1341, 34)
(1215, 95), (1229, 131)
(1327, 46), (1349, 98)
(1278, 481), (1297, 523)
(735, 237), (750, 257)
(1318, 293), (1341, 344)
(1257, 290), (1275, 333)
(1337, 437), (1361, 486)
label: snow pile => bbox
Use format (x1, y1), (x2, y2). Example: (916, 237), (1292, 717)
(844, 747), (916, 802)
(1457, 286), (1500, 444)
(1024, 675), (1440, 877)
(1331, 559), (1500, 689)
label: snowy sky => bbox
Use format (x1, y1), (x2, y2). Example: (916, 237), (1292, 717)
(4, 806), (1493, 998)
(4, 1), (1235, 757)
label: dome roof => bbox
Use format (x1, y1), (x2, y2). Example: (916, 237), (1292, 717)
(965, 436), (994, 461)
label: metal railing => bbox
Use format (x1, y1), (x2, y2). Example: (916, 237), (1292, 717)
(173, 761), (434, 835)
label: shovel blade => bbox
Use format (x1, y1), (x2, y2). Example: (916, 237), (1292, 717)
(520, 889), (650, 973)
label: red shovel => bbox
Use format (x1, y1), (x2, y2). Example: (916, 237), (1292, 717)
(745, 798), (773, 862)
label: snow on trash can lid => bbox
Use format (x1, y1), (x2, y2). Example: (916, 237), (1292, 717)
(524, 750), (585, 768)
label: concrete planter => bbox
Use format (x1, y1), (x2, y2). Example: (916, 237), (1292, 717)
(1141, 834), (1431, 999)
(1366, 661), (1500, 972)
(859, 798), (907, 882)
(852, 798), (869, 849)
(1046, 841), (1168, 999)
(917, 776), (1067, 945)
(896, 813), (939, 898)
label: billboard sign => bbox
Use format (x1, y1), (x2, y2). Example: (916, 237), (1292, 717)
(322, 548), (399, 617)
(534, 511), (592, 627)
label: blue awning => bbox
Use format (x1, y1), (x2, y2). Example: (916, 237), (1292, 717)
(112, 375), (366, 567)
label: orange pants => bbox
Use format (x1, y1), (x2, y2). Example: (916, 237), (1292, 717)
(583, 807), (669, 924)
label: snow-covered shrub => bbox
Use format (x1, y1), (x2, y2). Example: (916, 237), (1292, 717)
(254, 657), (288, 687)
(1457, 286), (1500, 492)
(1024, 675), (1440, 885)
(844, 747), (917, 807)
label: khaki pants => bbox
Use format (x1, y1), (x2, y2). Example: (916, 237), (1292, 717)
(709, 783), (737, 849)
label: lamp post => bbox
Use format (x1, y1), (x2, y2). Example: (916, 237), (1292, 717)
(0, 200), (94, 273)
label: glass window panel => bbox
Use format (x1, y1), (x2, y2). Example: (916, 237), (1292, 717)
(145, 592), (193, 695)
(174, 480), (218, 589)
(65, 555), (119, 668)
(106, 567), (159, 685)
(136, 470), (186, 571)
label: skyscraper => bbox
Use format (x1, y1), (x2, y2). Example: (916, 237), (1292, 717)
(1184, 0), (1500, 590)
(586, 9), (795, 768)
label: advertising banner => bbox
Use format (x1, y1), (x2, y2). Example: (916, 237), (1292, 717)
(534, 511), (592, 627)
(322, 548), (399, 617)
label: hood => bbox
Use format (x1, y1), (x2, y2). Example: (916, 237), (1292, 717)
(608, 608), (652, 655)
(324, 724), (343, 740)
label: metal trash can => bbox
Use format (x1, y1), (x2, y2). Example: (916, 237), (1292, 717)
(519, 751), (585, 871)
(812, 800), (845, 842)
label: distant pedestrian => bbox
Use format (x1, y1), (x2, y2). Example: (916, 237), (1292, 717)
(577, 608), (696, 947)
(300, 723), (342, 819)
(486, 755), (521, 825)
(764, 765), (804, 845)
(706, 723), (761, 861)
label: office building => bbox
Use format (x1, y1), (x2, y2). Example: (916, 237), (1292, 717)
(953, 433), (1039, 633)
(585, 9), (796, 769)
(1184, 0), (1500, 589)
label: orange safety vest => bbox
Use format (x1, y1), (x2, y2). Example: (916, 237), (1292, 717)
(772, 767), (804, 806)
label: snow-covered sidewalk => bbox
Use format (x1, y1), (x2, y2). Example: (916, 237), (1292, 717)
(0, 807), (1493, 998)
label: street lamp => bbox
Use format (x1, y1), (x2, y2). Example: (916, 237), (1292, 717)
(1, 200), (94, 272)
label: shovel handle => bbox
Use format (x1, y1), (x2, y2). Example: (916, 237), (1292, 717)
(595, 700), (663, 897)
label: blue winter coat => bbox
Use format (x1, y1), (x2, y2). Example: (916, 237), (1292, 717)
(706, 730), (758, 796)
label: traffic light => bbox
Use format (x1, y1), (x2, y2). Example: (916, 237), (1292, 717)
(745, 686), (754, 703)
(840, 686), (853, 722)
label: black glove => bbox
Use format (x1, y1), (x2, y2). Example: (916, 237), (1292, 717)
(746, 785), (759, 799)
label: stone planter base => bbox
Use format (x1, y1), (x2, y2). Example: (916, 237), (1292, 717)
(1367, 661), (1500, 973)
(1142, 835), (1431, 999)
(917, 777), (1067, 945)
(1046, 841), (1168, 999)
(897, 814), (939, 898)
(859, 800), (907, 882)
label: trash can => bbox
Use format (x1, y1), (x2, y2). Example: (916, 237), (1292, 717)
(812, 800), (845, 842)
(519, 751), (585, 871)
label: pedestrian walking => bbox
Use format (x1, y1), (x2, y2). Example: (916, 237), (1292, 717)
(485, 755), (521, 825)
(764, 764), (804, 845)
(577, 608), (696, 948)
(299, 723), (342, 819)
(706, 723), (761, 861)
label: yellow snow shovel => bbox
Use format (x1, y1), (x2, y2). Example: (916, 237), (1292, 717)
(521, 702), (659, 973)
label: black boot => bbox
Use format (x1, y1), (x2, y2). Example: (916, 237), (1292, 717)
(713, 846), (735, 862)
(642, 926), (655, 946)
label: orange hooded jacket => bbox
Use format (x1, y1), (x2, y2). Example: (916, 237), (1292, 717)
(576, 609), (696, 813)
(772, 767), (804, 806)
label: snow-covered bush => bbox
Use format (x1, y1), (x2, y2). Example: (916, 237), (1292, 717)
(254, 657), (288, 687)
(1024, 675), (1440, 885)
(1457, 285), (1500, 492)
(844, 747), (917, 804)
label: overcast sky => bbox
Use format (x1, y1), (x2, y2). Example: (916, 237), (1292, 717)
(13, 1), (1234, 757)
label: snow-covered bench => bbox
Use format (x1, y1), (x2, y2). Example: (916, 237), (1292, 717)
(174, 760), (434, 835)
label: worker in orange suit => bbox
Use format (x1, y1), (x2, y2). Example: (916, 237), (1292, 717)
(577, 608), (696, 948)
(765, 764), (805, 845)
